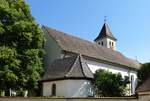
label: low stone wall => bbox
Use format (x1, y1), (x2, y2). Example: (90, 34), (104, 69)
(0, 97), (138, 101)
(138, 94), (150, 101)
(0, 94), (150, 101)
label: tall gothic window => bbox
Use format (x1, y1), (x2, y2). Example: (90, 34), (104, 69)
(101, 41), (103, 46)
(131, 75), (134, 94)
(52, 83), (56, 96)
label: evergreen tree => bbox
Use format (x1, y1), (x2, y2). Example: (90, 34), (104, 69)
(138, 62), (150, 86)
(0, 0), (45, 96)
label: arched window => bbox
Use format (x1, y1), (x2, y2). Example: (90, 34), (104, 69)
(112, 42), (114, 46)
(109, 41), (111, 46)
(51, 83), (56, 96)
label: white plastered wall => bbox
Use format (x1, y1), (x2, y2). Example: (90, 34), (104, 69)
(106, 38), (116, 50)
(43, 79), (94, 97)
(96, 38), (116, 50)
(85, 59), (137, 95)
(43, 28), (62, 68)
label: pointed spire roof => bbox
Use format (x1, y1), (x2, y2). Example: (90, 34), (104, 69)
(41, 55), (94, 81)
(94, 23), (117, 41)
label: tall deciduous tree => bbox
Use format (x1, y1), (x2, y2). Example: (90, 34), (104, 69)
(0, 0), (45, 95)
(94, 69), (129, 97)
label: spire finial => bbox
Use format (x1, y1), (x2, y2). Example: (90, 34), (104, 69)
(104, 16), (107, 23)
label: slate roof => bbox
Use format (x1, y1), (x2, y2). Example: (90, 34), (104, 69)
(42, 55), (94, 81)
(137, 77), (150, 92)
(42, 26), (140, 69)
(94, 23), (117, 41)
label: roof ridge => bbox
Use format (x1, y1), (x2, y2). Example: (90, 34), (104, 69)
(82, 59), (94, 77)
(80, 55), (94, 78)
(65, 55), (79, 77)
(78, 55), (86, 77)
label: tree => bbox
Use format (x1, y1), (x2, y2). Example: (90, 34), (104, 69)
(0, 46), (20, 95)
(0, 0), (45, 96)
(94, 69), (129, 97)
(137, 62), (150, 86)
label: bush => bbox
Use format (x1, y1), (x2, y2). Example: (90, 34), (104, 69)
(137, 62), (150, 86)
(93, 69), (129, 97)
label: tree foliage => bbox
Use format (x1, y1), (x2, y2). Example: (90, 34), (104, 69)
(94, 69), (129, 97)
(137, 62), (150, 86)
(0, 46), (20, 90)
(0, 0), (45, 93)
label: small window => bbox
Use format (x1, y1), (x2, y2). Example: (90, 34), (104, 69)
(112, 42), (114, 46)
(109, 41), (111, 45)
(98, 42), (101, 45)
(52, 83), (56, 96)
(101, 41), (103, 46)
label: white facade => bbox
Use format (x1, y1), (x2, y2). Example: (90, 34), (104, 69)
(42, 55), (138, 97)
(84, 59), (137, 95)
(43, 79), (93, 97)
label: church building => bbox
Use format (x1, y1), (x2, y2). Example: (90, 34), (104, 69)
(41, 22), (140, 97)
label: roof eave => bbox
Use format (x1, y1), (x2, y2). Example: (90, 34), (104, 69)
(61, 50), (139, 71)
(41, 77), (94, 82)
(94, 35), (117, 42)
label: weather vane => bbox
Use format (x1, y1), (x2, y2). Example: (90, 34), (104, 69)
(104, 16), (107, 23)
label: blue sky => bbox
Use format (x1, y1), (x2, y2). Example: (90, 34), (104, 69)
(26, 0), (150, 63)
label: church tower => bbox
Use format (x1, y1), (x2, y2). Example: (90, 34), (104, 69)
(94, 22), (117, 50)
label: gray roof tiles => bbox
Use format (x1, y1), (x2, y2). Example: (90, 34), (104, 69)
(42, 55), (94, 81)
(42, 26), (140, 70)
(95, 23), (117, 41)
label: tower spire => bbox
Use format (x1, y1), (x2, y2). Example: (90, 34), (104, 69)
(94, 19), (117, 50)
